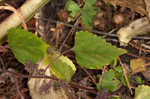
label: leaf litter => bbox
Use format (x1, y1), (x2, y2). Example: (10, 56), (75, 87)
(1, 0), (150, 98)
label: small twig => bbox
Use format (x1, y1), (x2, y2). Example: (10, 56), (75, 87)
(79, 65), (97, 85)
(35, 16), (150, 40)
(139, 43), (142, 56)
(55, 22), (61, 48)
(34, 15), (39, 35)
(127, 53), (150, 60)
(15, 77), (24, 99)
(118, 57), (133, 95)
(59, 16), (81, 51)
(141, 43), (150, 50)
(127, 53), (139, 58)
(0, 45), (8, 52)
(0, 5), (27, 30)
(98, 66), (106, 86)
(0, 55), (5, 67)
(0, 68), (97, 94)
(129, 42), (150, 53)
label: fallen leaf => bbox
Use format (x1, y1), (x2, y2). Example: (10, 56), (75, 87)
(142, 67), (150, 81)
(117, 17), (150, 46)
(28, 58), (72, 99)
(130, 58), (146, 73)
(104, 0), (146, 16)
(144, 0), (150, 19)
(135, 85), (150, 99)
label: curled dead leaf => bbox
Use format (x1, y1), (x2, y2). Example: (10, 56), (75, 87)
(117, 17), (150, 46)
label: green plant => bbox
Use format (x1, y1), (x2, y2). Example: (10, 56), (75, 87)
(135, 76), (144, 84)
(111, 97), (120, 99)
(8, 28), (76, 81)
(3, 0), (150, 98)
(66, 0), (97, 29)
(96, 70), (120, 91)
(73, 31), (126, 69)
(114, 66), (129, 86)
(8, 28), (49, 64)
(8, 27), (126, 82)
(96, 66), (129, 91)
(6, 0), (127, 86)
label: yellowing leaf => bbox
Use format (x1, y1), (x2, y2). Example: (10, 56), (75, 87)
(45, 52), (76, 82)
(135, 85), (150, 99)
(73, 31), (127, 69)
(130, 58), (146, 73)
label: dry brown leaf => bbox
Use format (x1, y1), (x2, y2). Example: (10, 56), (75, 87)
(144, 0), (150, 19)
(28, 59), (72, 99)
(104, 0), (146, 16)
(117, 17), (150, 45)
(142, 67), (150, 81)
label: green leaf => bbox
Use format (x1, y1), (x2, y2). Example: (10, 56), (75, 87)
(66, 0), (80, 17)
(81, 0), (97, 29)
(135, 85), (150, 99)
(96, 71), (120, 91)
(66, 0), (97, 29)
(8, 28), (49, 64)
(112, 97), (120, 99)
(120, 76), (127, 86)
(114, 66), (122, 73)
(45, 53), (76, 82)
(135, 77), (144, 84)
(73, 31), (127, 69)
(112, 58), (118, 66)
(114, 66), (129, 86)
